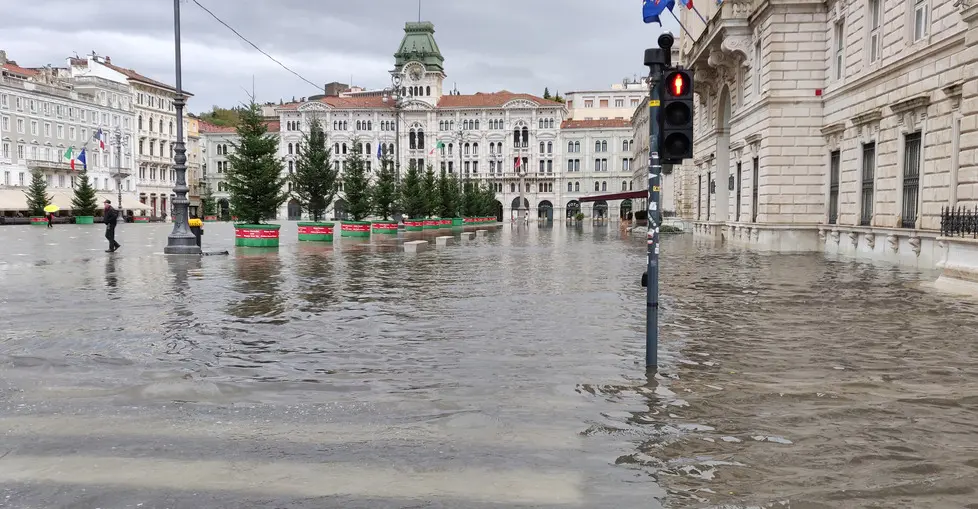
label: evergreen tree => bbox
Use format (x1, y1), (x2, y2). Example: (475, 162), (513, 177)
(462, 179), (481, 217)
(422, 163), (438, 217)
(70, 170), (98, 216)
(372, 155), (399, 220)
(543, 87), (551, 99)
(201, 184), (217, 216)
(400, 159), (426, 218)
(478, 181), (498, 216)
(342, 140), (373, 221)
(224, 101), (288, 224)
(437, 168), (460, 218)
(291, 118), (338, 221)
(24, 169), (52, 216)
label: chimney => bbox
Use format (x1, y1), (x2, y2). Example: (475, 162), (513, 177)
(105, 56), (111, 64)
(0, 50), (7, 65)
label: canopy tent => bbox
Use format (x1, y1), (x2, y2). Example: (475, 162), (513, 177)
(0, 189), (145, 213)
(577, 190), (648, 203)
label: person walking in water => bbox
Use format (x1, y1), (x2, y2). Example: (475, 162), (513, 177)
(103, 199), (121, 253)
(46, 211), (54, 229)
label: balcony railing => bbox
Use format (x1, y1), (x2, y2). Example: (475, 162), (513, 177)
(26, 159), (73, 172)
(941, 206), (978, 238)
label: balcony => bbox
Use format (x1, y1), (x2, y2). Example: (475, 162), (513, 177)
(26, 159), (73, 172)
(684, 0), (756, 81)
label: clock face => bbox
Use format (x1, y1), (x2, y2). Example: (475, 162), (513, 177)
(409, 66), (423, 81)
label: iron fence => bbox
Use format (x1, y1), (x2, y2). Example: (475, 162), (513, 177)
(941, 206), (978, 238)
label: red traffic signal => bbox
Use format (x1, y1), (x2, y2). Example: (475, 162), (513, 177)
(665, 71), (690, 97)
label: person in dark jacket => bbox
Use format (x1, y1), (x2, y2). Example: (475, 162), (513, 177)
(46, 212), (54, 228)
(103, 200), (121, 253)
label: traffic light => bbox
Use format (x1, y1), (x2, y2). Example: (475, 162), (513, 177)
(659, 69), (694, 163)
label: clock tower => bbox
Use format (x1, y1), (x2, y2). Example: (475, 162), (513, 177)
(392, 21), (445, 107)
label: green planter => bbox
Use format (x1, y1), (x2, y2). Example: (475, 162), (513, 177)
(372, 221), (398, 234)
(133, 216), (150, 223)
(235, 224), (281, 247)
(452, 217), (464, 228)
(340, 221), (371, 238)
(75, 216), (94, 224)
(298, 222), (334, 242)
(404, 219), (424, 232)
(423, 218), (439, 230)
(30, 216), (48, 226)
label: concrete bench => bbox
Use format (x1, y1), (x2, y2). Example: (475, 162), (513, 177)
(435, 236), (453, 247)
(476, 230), (488, 237)
(404, 240), (428, 253)
(460, 232), (474, 240)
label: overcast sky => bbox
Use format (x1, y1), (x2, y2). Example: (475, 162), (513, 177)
(3, 0), (681, 114)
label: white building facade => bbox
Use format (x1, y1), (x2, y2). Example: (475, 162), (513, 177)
(0, 51), (140, 214)
(678, 0), (978, 274)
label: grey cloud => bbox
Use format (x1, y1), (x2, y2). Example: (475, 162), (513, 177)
(2, 0), (681, 112)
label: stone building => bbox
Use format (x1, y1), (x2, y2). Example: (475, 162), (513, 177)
(0, 51), (141, 214)
(678, 0), (978, 273)
(69, 54), (192, 218)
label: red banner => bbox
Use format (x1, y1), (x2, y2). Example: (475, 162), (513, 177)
(203, 215), (218, 221)
(341, 222), (370, 232)
(405, 220), (424, 228)
(372, 222), (397, 231)
(298, 225), (333, 235)
(236, 228), (280, 239)
(30, 217), (47, 223)
(439, 219), (450, 226)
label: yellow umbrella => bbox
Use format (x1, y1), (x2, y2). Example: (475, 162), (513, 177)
(43, 204), (60, 213)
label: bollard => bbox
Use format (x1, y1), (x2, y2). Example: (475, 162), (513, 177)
(476, 229), (488, 237)
(460, 232), (474, 240)
(404, 240), (428, 253)
(435, 236), (453, 247)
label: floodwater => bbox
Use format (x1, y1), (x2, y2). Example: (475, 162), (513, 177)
(0, 222), (976, 508)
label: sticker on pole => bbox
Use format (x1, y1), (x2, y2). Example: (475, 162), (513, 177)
(653, 186), (660, 192)
(648, 100), (660, 107)
(650, 202), (658, 211)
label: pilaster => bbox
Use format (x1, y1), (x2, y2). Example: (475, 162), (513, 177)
(958, 4), (978, 209)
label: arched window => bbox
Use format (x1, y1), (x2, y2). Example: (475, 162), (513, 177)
(567, 182), (573, 192)
(522, 127), (529, 144)
(159, 119), (163, 132)
(439, 121), (444, 130)
(575, 141), (581, 152)
(388, 143), (394, 154)
(602, 181), (607, 191)
(464, 143), (470, 156)
(356, 121), (361, 130)
(510, 183), (516, 193)
(575, 182), (580, 192)
(472, 142), (478, 154)
(623, 140), (629, 151)
(426, 86), (431, 96)
(475, 120), (479, 130)
(547, 142), (553, 154)
(595, 141), (601, 152)
(513, 128), (520, 146)
(630, 181), (634, 191)
(409, 130), (417, 150)
(288, 160), (294, 172)
(169, 121), (174, 135)
(288, 143), (293, 155)
(540, 142), (545, 154)
(356, 142), (363, 153)
(622, 181), (628, 191)
(342, 143), (347, 154)
(448, 143), (453, 156)
(148, 116), (154, 131)
(138, 116), (143, 129)
(595, 182), (600, 191)
(417, 130), (425, 150)
(549, 119), (554, 128)
(365, 143), (371, 155)
(568, 141), (574, 152)
(601, 140), (608, 152)
(334, 143), (339, 153)
(368, 121), (372, 130)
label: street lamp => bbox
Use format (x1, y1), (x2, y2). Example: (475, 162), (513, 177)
(112, 128), (131, 210)
(164, 0), (201, 255)
(514, 144), (529, 224)
(382, 73), (404, 182)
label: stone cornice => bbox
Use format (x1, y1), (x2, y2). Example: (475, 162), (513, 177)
(729, 140), (745, 151)
(850, 110), (882, 127)
(943, 81), (963, 98)
(962, 1), (978, 23)
(745, 133), (761, 145)
(820, 122), (846, 136)
(889, 95), (930, 115)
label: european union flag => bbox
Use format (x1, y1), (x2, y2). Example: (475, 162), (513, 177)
(377, 143), (382, 160)
(643, 0), (676, 25)
(77, 148), (87, 171)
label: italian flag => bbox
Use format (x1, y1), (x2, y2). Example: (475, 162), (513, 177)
(64, 147), (75, 170)
(428, 141), (445, 156)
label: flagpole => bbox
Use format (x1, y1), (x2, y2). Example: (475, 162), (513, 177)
(668, 9), (696, 40)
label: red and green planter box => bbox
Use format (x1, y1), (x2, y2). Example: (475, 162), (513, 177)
(404, 219), (424, 232)
(340, 221), (371, 238)
(133, 217), (150, 223)
(235, 224), (281, 247)
(423, 218), (439, 230)
(30, 216), (48, 226)
(438, 218), (452, 229)
(452, 217), (464, 227)
(372, 221), (398, 234)
(203, 215), (218, 222)
(75, 216), (94, 224)
(298, 222), (334, 242)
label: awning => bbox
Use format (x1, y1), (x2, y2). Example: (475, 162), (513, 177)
(0, 189), (147, 212)
(577, 190), (648, 203)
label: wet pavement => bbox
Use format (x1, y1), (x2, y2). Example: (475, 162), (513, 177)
(0, 221), (976, 508)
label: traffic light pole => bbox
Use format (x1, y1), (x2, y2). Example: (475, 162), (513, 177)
(646, 63), (664, 371)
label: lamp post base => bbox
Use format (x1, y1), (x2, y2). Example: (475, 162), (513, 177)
(164, 234), (202, 255)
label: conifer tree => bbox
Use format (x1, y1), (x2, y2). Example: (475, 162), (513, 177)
(422, 163), (438, 218)
(478, 181), (498, 217)
(342, 140), (373, 221)
(462, 179), (481, 217)
(201, 184), (217, 216)
(24, 169), (52, 216)
(400, 159), (426, 218)
(225, 102), (288, 224)
(70, 170), (98, 216)
(372, 154), (399, 220)
(437, 168), (460, 218)
(291, 118), (338, 221)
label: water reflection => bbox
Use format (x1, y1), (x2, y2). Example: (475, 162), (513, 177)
(294, 248), (339, 312)
(162, 256), (202, 357)
(104, 255), (118, 296)
(229, 248), (285, 320)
